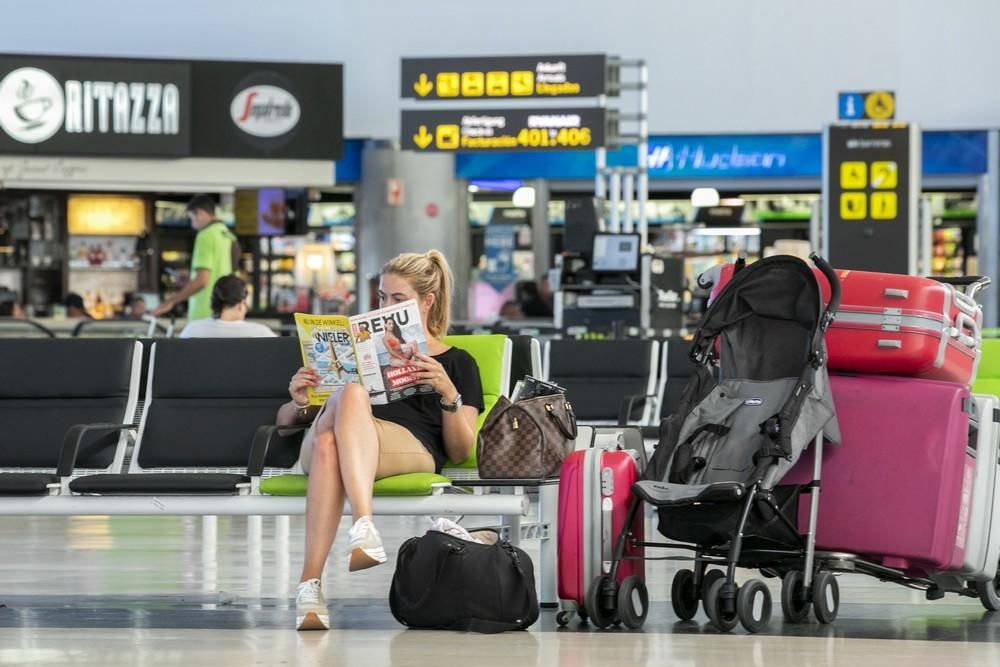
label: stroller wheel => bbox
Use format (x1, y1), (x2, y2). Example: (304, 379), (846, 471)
(976, 571), (1000, 612)
(780, 571), (811, 624)
(585, 575), (615, 629)
(812, 572), (840, 624)
(555, 611), (572, 627)
(704, 577), (740, 633)
(701, 569), (726, 614)
(670, 569), (700, 621)
(617, 576), (649, 630)
(737, 579), (772, 633)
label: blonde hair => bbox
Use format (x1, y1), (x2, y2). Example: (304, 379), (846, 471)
(381, 250), (453, 338)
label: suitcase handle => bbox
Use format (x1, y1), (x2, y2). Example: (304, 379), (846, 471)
(954, 312), (980, 349)
(877, 339), (903, 349)
(883, 288), (909, 299)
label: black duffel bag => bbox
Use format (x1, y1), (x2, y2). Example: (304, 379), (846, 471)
(389, 529), (539, 633)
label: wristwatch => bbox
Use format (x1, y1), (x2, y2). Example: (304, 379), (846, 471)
(440, 393), (463, 413)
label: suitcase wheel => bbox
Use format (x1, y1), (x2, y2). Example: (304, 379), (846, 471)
(976, 571), (1000, 612)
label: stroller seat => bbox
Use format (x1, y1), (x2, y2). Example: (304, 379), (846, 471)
(632, 480), (745, 507)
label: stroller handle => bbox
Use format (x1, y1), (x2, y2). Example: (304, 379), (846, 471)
(809, 253), (841, 328)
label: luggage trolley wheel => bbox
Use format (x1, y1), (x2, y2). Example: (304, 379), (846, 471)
(585, 575), (617, 629)
(555, 611), (573, 627)
(617, 576), (649, 630)
(812, 571), (840, 624)
(670, 569), (700, 621)
(704, 578), (740, 632)
(780, 571), (811, 624)
(736, 579), (773, 633)
(975, 570), (1000, 612)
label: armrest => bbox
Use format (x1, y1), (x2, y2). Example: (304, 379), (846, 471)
(617, 394), (657, 426)
(57, 423), (137, 476)
(248, 424), (310, 476)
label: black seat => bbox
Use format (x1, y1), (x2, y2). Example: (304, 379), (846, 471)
(506, 335), (541, 394)
(0, 339), (140, 495)
(660, 338), (699, 419)
(70, 338), (302, 495)
(0, 318), (55, 338)
(545, 339), (657, 424)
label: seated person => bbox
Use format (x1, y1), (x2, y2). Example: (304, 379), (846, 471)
(276, 250), (483, 631)
(64, 293), (92, 319)
(0, 300), (25, 318)
(179, 275), (276, 338)
(121, 293), (148, 320)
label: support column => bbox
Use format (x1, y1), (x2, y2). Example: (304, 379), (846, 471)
(982, 130), (1000, 329)
(356, 140), (469, 318)
(530, 178), (551, 279)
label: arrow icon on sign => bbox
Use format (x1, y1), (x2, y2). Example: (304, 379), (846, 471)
(413, 125), (433, 149)
(413, 73), (434, 97)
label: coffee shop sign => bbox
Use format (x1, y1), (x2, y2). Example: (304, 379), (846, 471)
(0, 66), (180, 144)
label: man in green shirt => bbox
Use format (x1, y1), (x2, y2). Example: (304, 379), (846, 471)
(154, 194), (239, 321)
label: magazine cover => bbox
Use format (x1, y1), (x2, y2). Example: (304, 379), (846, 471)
(349, 300), (432, 405)
(293, 314), (360, 406)
(294, 300), (431, 406)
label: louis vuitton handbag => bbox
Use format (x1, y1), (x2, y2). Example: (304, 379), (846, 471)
(476, 379), (577, 479)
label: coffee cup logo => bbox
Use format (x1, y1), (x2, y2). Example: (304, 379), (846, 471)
(0, 67), (65, 143)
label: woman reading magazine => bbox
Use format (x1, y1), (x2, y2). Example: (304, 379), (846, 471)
(276, 250), (484, 631)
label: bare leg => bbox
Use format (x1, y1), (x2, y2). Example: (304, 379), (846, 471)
(300, 400), (346, 582)
(332, 383), (380, 521)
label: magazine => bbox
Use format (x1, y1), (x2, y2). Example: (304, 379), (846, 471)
(294, 300), (432, 406)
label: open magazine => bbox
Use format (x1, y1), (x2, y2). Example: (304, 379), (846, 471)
(294, 300), (433, 406)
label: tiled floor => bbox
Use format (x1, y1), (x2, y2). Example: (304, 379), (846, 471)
(2, 515), (999, 666)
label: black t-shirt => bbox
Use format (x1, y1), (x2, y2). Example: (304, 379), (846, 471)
(372, 347), (484, 472)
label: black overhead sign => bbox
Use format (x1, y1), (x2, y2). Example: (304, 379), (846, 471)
(0, 54), (342, 160)
(400, 55), (608, 100)
(401, 107), (606, 153)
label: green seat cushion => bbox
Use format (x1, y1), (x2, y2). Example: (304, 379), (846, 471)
(973, 380), (1000, 397)
(441, 334), (508, 469)
(260, 472), (451, 497)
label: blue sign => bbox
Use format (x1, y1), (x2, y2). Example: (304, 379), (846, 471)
(333, 138), (364, 183)
(453, 130), (989, 182)
(838, 93), (866, 120)
(481, 224), (517, 291)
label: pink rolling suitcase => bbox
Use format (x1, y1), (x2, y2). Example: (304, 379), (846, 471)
(557, 445), (644, 623)
(785, 374), (975, 577)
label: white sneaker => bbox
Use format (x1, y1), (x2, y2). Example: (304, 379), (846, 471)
(295, 578), (330, 631)
(348, 516), (387, 572)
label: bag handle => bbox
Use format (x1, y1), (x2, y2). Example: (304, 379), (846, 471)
(544, 401), (578, 439)
(393, 539), (459, 613)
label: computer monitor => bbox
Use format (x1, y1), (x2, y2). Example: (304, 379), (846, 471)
(591, 233), (641, 273)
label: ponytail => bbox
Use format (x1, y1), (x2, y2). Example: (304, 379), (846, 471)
(381, 250), (454, 338)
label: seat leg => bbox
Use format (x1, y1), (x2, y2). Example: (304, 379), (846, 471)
(538, 482), (559, 607)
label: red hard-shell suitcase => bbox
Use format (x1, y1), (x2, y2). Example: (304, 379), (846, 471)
(784, 374), (975, 577)
(557, 447), (644, 618)
(705, 264), (981, 384)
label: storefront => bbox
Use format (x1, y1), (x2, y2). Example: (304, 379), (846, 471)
(0, 54), (343, 316)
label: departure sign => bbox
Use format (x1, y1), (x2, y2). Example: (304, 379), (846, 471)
(400, 55), (608, 100)
(401, 108), (606, 152)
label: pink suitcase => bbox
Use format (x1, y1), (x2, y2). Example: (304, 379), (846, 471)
(557, 447), (643, 619)
(784, 374), (975, 577)
(704, 264), (982, 384)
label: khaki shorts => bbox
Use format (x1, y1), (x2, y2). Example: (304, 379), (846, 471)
(298, 417), (435, 479)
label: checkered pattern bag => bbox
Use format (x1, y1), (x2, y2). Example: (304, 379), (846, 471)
(477, 395), (577, 479)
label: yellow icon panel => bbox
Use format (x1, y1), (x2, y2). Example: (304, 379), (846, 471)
(436, 72), (460, 98)
(412, 125), (433, 149)
(840, 161), (867, 189)
(510, 70), (535, 96)
(435, 124), (460, 150)
(870, 161), (898, 189)
(486, 71), (509, 97)
(865, 91), (895, 120)
(461, 71), (484, 97)
(840, 193), (867, 220)
(871, 192), (897, 220)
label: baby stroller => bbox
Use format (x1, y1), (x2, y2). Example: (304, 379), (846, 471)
(585, 253), (842, 633)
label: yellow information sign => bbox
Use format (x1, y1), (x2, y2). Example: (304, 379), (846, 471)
(511, 71), (535, 96)
(461, 72), (484, 97)
(871, 192), (897, 220)
(486, 71), (509, 96)
(435, 124), (460, 150)
(840, 161), (867, 189)
(865, 91), (895, 121)
(436, 72), (460, 98)
(870, 161), (898, 189)
(840, 193), (867, 220)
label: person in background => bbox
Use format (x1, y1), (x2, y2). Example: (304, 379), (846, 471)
(64, 293), (92, 319)
(179, 275), (276, 339)
(121, 293), (148, 320)
(516, 279), (553, 318)
(499, 300), (524, 319)
(279, 250), (483, 632)
(153, 194), (240, 321)
(0, 300), (25, 318)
